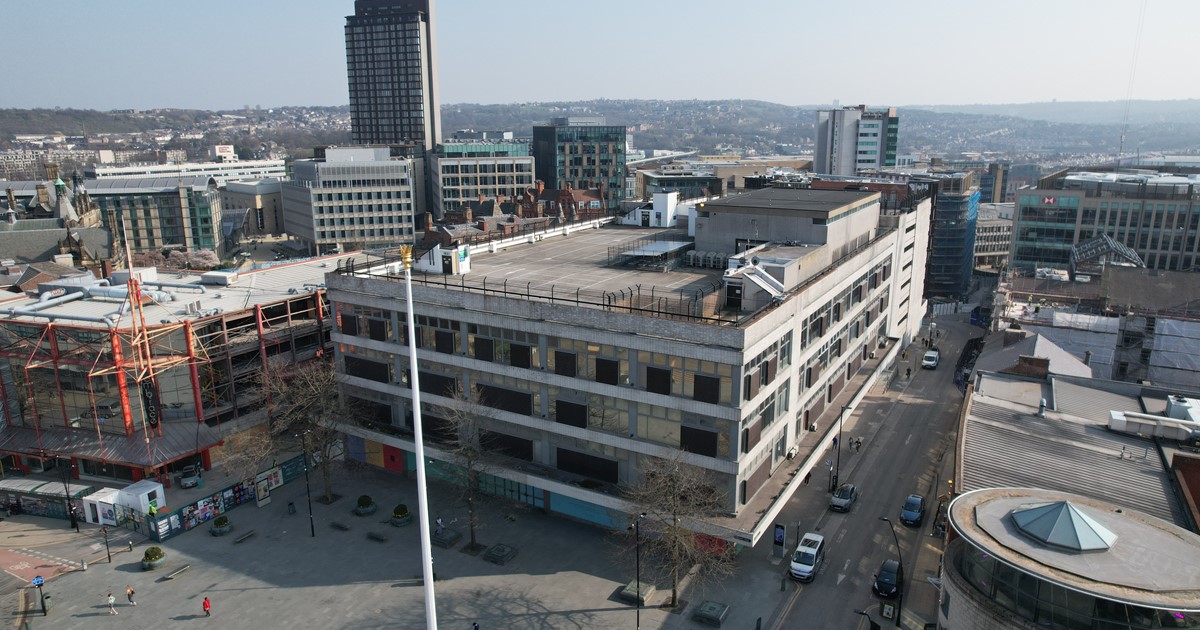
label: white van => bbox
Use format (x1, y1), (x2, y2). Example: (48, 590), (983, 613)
(789, 532), (826, 582)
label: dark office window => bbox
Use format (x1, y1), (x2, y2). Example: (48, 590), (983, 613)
(481, 430), (533, 461)
(693, 375), (721, 404)
(556, 448), (618, 484)
(434, 330), (455, 354)
(340, 315), (359, 336)
(421, 414), (455, 443)
(510, 344), (531, 368)
(344, 356), (388, 383)
(367, 318), (387, 341)
(555, 400), (587, 428)
(596, 358), (619, 385)
(554, 351), (577, 377)
(646, 367), (671, 395)
(418, 372), (457, 398)
(474, 337), (494, 362)
(680, 426), (718, 457)
(744, 372), (761, 400)
(475, 383), (532, 416)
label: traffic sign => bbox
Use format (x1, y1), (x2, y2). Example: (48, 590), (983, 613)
(31, 576), (43, 587)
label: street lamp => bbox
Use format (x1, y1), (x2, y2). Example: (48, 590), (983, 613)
(879, 517), (904, 627)
(40, 450), (78, 532)
(833, 404), (852, 491)
(101, 526), (112, 563)
(855, 608), (882, 630)
(628, 513), (646, 629)
(297, 431), (316, 538)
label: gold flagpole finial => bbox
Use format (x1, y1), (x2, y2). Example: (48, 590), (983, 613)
(400, 245), (413, 270)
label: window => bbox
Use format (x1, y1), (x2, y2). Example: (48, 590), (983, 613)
(556, 448), (618, 484)
(645, 367), (671, 395)
(340, 315), (359, 336)
(474, 337), (494, 362)
(680, 426), (718, 457)
(510, 344), (531, 369)
(554, 351), (577, 377)
(555, 400), (587, 428)
(344, 356), (389, 383)
(434, 330), (455, 354)
(475, 383), (532, 416)
(595, 358), (619, 385)
(693, 375), (721, 404)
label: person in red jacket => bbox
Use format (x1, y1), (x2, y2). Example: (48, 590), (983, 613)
(202, 596), (211, 617)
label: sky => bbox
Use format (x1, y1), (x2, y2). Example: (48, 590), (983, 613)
(2, 0), (1196, 111)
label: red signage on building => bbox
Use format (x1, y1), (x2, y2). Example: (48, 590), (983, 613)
(1042, 196), (1056, 205)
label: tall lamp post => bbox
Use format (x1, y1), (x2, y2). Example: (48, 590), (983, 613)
(297, 431), (316, 538)
(628, 513), (646, 629)
(101, 526), (112, 563)
(400, 245), (439, 630)
(879, 517), (904, 627)
(40, 450), (78, 531)
(854, 608), (882, 630)
(833, 404), (852, 491)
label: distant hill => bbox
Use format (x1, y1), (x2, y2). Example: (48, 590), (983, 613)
(912, 99), (1200, 126)
(0, 108), (204, 138)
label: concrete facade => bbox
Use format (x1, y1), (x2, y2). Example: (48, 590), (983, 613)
(324, 187), (929, 544)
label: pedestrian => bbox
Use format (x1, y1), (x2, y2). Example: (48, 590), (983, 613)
(435, 517), (445, 534)
(906, 367), (912, 379)
(832, 435), (839, 448)
(856, 437), (863, 452)
(803, 472), (812, 485)
(107, 592), (118, 615)
(203, 596), (211, 617)
(473, 624), (480, 630)
(126, 584), (136, 606)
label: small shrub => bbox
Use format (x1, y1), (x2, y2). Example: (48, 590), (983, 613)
(357, 495), (374, 509)
(143, 546), (165, 562)
(213, 515), (230, 528)
(393, 504), (410, 519)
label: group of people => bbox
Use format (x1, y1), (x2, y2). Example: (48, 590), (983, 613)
(105, 587), (210, 618)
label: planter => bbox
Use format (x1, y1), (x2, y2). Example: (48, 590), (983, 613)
(141, 556), (166, 571)
(389, 514), (413, 527)
(210, 524), (233, 536)
(354, 503), (377, 517)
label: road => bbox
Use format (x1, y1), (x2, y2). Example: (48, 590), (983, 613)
(774, 319), (971, 629)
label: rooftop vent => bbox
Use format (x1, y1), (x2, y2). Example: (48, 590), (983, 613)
(1010, 501), (1116, 552)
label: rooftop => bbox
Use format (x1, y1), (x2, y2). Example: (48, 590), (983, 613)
(0, 254), (356, 330)
(961, 371), (1187, 526)
(700, 188), (877, 215)
(949, 487), (1200, 611)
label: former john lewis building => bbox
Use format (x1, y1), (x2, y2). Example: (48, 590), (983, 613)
(327, 187), (930, 544)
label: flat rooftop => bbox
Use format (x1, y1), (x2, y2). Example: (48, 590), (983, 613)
(446, 226), (723, 296)
(700, 187), (878, 214)
(0, 254), (356, 330)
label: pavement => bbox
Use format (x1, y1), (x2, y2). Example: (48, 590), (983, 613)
(2, 317), (969, 630)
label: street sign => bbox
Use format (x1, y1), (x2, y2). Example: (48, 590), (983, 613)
(31, 576), (43, 587)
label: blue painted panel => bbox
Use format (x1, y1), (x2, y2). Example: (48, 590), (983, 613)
(547, 492), (619, 528)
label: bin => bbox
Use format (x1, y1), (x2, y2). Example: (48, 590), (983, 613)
(41, 594), (51, 613)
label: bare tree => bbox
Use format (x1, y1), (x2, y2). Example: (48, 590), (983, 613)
(624, 452), (737, 608)
(262, 357), (359, 503)
(218, 423), (275, 483)
(439, 383), (498, 553)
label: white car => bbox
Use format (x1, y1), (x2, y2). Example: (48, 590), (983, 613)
(789, 532), (826, 582)
(922, 349), (940, 369)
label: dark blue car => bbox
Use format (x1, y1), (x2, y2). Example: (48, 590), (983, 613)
(899, 494), (926, 526)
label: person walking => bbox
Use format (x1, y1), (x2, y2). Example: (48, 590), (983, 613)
(203, 596), (211, 617)
(107, 592), (118, 615)
(126, 585), (136, 606)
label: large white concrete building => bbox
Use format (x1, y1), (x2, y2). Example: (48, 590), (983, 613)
(325, 187), (930, 545)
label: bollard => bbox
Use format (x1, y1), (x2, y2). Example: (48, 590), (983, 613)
(756, 617), (763, 630)
(82, 560), (87, 571)
(780, 577), (787, 591)
(127, 541), (133, 552)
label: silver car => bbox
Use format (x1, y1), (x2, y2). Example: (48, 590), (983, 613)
(829, 483), (858, 512)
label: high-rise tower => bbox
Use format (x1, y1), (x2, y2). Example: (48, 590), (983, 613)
(345, 0), (441, 151)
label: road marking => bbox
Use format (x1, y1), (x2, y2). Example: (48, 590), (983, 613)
(838, 573), (847, 584)
(905, 434), (913, 446)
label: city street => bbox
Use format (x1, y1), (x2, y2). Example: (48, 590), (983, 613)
(769, 318), (970, 629)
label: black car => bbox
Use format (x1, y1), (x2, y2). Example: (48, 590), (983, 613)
(872, 559), (903, 598)
(899, 494), (926, 526)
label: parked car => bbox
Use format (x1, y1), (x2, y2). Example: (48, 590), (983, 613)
(921, 349), (940, 369)
(829, 483), (858, 512)
(788, 532), (826, 582)
(872, 558), (904, 598)
(899, 494), (926, 526)
(70, 398), (120, 427)
(177, 464), (202, 489)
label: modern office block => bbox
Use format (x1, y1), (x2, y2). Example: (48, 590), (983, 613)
(533, 117), (627, 211)
(814, 105), (899, 176)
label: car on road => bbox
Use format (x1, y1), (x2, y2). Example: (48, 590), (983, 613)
(921, 349), (940, 369)
(899, 494), (926, 526)
(789, 532), (826, 582)
(829, 483), (858, 512)
(872, 558), (904, 598)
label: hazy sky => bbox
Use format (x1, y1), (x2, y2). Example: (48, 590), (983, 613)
(3, 0), (1195, 111)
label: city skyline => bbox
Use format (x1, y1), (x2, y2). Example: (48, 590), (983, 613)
(1, 0), (1196, 111)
